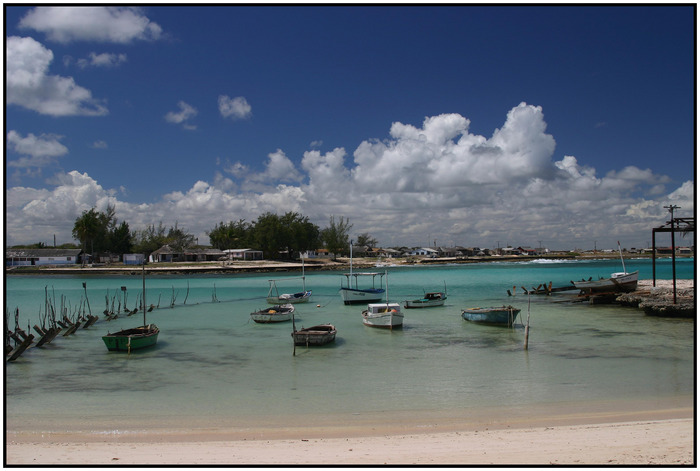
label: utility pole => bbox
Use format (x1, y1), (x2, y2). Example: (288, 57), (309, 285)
(664, 205), (680, 304)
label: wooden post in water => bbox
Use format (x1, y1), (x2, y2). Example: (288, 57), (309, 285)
(292, 313), (297, 356)
(524, 294), (531, 350)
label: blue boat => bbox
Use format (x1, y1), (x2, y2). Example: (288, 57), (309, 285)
(461, 306), (520, 327)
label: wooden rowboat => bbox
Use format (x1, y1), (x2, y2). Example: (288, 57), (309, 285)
(292, 317), (336, 346)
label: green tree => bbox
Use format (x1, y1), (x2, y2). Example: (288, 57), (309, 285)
(166, 222), (195, 252)
(72, 205), (124, 263)
(208, 219), (250, 249)
(131, 222), (168, 256)
(109, 221), (132, 255)
(250, 212), (284, 259)
(356, 232), (378, 248)
(280, 212), (320, 259)
(320, 216), (352, 260)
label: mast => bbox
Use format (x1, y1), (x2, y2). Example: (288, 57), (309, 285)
(142, 261), (147, 326)
(617, 241), (626, 274)
(349, 239), (354, 289)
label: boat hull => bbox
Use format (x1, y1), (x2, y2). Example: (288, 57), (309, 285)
(266, 290), (312, 304)
(251, 304), (294, 323)
(361, 312), (404, 328)
(340, 288), (385, 305)
(362, 303), (404, 328)
(102, 324), (159, 351)
(404, 294), (446, 309)
(292, 324), (337, 346)
(461, 307), (520, 327)
(573, 271), (639, 293)
(251, 313), (292, 323)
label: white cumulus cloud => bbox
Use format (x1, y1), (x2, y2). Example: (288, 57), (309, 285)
(6, 36), (108, 116)
(7, 130), (68, 168)
(19, 6), (163, 44)
(165, 101), (198, 130)
(218, 95), (252, 120)
(3, 103), (693, 250)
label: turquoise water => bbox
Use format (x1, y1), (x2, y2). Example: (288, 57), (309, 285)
(5, 258), (694, 433)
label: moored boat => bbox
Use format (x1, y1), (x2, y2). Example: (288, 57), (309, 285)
(292, 324), (337, 346)
(102, 324), (159, 351)
(267, 289), (312, 304)
(362, 302), (404, 329)
(103, 262), (159, 352)
(266, 260), (311, 304)
(572, 270), (639, 293)
(403, 291), (446, 309)
(339, 241), (385, 304)
(251, 304), (295, 323)
(573, 241), (639, 294)
(461, 306), (520, 327)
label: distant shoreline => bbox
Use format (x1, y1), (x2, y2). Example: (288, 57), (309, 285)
(5, 253), (692, 276)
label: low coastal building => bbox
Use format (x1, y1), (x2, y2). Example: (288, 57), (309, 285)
(5, 248), (82, 266)
(223, 248), (264, 260)
(123, 253), (145, 265)
(150, 245), (230, 262)
(150, 244), (179, 263)
(183, 248), (226, 262)
(407, 247), (439, 257)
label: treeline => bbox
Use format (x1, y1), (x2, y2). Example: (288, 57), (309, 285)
(20, 205), (361, 261)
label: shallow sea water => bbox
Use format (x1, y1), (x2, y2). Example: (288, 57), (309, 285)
(4, 258), (694, 433)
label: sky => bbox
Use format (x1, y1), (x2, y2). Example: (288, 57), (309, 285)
(4, 4), (696, 251)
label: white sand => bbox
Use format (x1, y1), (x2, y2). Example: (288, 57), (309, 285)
(7, 413), (694, 465)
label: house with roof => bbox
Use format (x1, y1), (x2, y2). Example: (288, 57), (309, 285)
(5, 248), (82, 266)
(407, 247), (439, 257)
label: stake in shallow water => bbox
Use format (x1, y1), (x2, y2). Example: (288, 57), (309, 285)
(524, 294), (531, 350)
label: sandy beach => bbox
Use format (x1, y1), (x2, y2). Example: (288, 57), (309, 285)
(7, 402), (694, 465)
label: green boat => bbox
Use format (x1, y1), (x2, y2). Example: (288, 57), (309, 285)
(102, 324), (159, 352)
(103, 262), (159, 352)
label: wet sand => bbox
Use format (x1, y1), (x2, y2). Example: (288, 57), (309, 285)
(7, 399), (694, 465)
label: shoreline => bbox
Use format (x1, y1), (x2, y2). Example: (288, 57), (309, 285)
(6, 396), (694, 464)
(7, 420), (695, 465)
(5, 253), (693, 276)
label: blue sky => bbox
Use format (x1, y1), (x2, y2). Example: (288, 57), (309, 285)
(5, 5), (695, 250)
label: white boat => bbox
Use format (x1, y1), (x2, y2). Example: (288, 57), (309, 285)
(266, 288), (312, 304)
(572, 271), (639, 293)
(339, 241), (385, 304)
(340, 273), (385, 304)
(360, 271), (403, 329)
(573, 242), (639, 293)
(266, 260), (311, 304)
(251, 304), (295, 323)
(362, 302), (404, 329)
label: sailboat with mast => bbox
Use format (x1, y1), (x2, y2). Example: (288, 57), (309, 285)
(339, 240), (385, 304)
(102, 263), (159, 352)
(266, 258), (311, 304)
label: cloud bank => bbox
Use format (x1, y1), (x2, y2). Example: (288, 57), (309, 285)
(5, 103), (692, 250)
